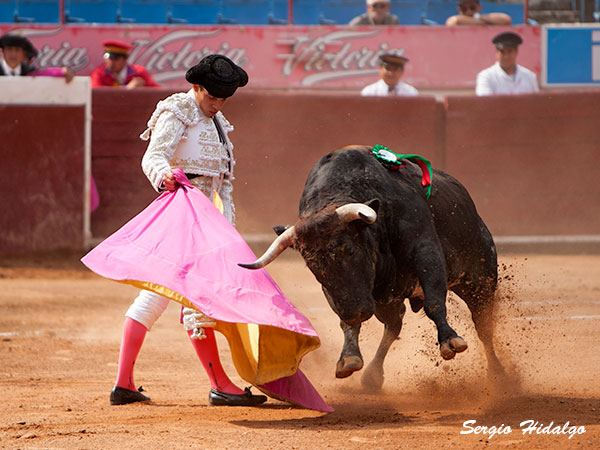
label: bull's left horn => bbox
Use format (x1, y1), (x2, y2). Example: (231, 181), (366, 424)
(238, 226), (296, 270)
(335, 203), (377, 224)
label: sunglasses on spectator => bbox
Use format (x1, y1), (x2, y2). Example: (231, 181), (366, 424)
(371, 2), (389, 8)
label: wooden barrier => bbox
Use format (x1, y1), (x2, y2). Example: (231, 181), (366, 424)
(90, 88), (172, 238)
(0, 77), (91, 257)
(444, 91), (600, 237)
(0, 105), (86, 254)
(4, 87), (597, 256)
(91, 89), (445, 237)
(90, 88), (600, 244)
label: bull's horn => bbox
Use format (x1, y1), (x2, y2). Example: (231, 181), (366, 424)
(238, 226), (296, 269)
(335, 203), (377, 224)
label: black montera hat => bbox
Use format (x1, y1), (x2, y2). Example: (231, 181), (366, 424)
(185, 54), (248, 98)
(492, 31), (523, 50)
(0, 33), (38, 60)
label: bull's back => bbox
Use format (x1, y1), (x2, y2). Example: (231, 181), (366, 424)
(300, 146), (425, 215)
(300, 146), (496, 284)
(426, 169), (497, 284)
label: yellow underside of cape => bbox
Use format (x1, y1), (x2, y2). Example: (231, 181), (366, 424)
(119, 279), (320, 386)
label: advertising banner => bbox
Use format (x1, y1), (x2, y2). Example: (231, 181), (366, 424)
(0, 24), (540, 90)
(543, 24), (600, 87)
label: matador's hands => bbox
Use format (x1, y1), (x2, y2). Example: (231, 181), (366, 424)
(162, 170), (178, 191)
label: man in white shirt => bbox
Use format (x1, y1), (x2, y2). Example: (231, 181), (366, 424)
(476, 31), (539, 96)
(361, 52), (418, 97)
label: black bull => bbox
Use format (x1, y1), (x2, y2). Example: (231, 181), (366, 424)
(240, 146), (506, 390)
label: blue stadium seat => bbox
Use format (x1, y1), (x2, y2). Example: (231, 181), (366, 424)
(119, 0), (167, 23)
(165, 0), (287, 25)
(393, 1), (426, 25)
(163, 1), (224, 24)
(7, 0), (60, 23)
(218, 0), (286, 25)
(0, 1), (16, 23)
(314, 0), (363, 25)
(65, 0), (119, 23)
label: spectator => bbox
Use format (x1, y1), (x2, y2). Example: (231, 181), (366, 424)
(476, 31), (539, 96)
(0, 34), (74, 82)
(446, 0), (511, 26)
(349, 0), (400, 25)
(361, 52), (418, 97)
(90, 40), (159, 89)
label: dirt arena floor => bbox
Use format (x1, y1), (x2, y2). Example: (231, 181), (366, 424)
(1, 249), (599, 449)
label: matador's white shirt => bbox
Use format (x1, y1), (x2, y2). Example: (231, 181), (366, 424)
(476, 62), (539, 96)
(140, 89), (236, 223)
(360, 79), (419, 97)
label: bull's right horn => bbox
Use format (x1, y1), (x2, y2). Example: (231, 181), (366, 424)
(335, 203), (377, 224)
(238, 226), (296, 270)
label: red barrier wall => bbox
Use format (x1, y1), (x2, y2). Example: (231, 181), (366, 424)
(86, 89), (600, 245)
(90, 88), (172, 238)
(91, 89), (445, 237)
(0, 105), (85, 254)
(227, 92), (445, 234)
(444, 91), (600, 236)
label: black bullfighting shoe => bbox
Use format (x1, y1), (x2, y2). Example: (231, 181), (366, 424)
(208, 387), (267, 406)
(110, 386), (151, 405)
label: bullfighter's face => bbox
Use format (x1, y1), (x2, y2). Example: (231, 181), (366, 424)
(193, 85), (229, 117)
(297, 214), (377, 325)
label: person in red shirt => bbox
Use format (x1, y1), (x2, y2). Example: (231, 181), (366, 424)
(90, 40), (159, 89)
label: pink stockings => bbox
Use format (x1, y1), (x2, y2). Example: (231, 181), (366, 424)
(115, 317), (147, 391)
(114, 317), (243, 395)
(186, 328), (244, 395)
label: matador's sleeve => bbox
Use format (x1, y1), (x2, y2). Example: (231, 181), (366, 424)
(141, 111), (187, 192)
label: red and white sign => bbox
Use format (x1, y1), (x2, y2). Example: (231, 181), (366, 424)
(0, 24), (541, 90)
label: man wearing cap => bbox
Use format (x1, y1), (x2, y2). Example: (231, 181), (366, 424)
(90, 40), (159, 89)
(476, 31), (539, 96)
(446, 0), (511, 26)
(110, 54), (268, 408)
(361, 52), (418, 97)
(349, 0), (400, 25)
(0, 33), (74, 81)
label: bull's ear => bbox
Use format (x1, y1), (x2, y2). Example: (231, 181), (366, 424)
(365, 198), (380, 214)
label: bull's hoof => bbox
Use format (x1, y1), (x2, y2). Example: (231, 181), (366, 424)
(361, 363), (384, 391)
(440, 336), (468, 360)
(450, 336), (468, 353)
(335, 356), (363, 378)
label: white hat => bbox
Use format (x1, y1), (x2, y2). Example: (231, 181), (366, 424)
(367, 0), (390, 4)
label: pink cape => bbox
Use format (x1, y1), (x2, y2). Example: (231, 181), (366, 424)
(81, 169), (332, 412)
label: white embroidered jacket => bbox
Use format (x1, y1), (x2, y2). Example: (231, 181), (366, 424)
(140, 89), (236, 223)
